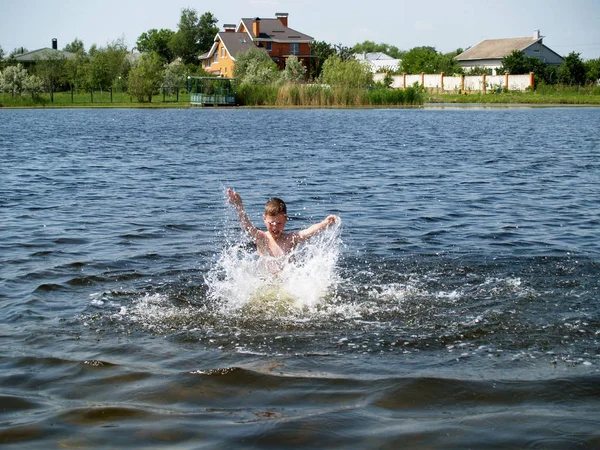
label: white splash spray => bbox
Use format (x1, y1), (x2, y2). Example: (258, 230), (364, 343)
(205, 220), (343, 315)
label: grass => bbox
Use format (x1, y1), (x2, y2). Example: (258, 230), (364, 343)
(3, 84), (598, 108)
(0, 90), (191, 108)
(426, 84), (600, 105)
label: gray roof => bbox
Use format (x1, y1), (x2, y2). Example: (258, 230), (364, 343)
(218, 32), (256, 59)
(355, 52), (396, 61)
(14, 47), (76, 62)
(239, 17), (313, 42)
(456, 37), (545, 61)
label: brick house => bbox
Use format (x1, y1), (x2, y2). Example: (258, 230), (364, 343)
(199, 13), (314, 78)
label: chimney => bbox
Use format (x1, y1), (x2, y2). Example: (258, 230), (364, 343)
(224, 24), (236, 33)
(533, 29), (540, 40)
(275, 12), (288, 27)
(252, 18), (261, 37)
(52, 38), (57, 50)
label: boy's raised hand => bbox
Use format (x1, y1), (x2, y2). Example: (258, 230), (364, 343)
(227, 189), (243, 209)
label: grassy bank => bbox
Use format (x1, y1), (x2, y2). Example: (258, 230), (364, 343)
(1, 84), (423, 108)
(0, 90), (190, 108)
(425, 84), (600, 105)
(234, 83), (423, 107)
(3, 84), (599, 108)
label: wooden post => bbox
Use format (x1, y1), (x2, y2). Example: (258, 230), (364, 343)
(530, 72), (535, 89)
(482, 74), (486, 93)
(440, 72), (445, 92)
(421, 72), (425, 89)
(403, 73), (407, 89)
(505, 72), (509, 90)
(461, 74), (465, 92)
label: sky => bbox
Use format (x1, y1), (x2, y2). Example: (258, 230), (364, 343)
(2, 0), (600, 60)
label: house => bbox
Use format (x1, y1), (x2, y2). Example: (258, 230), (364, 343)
(456, 30), (564, 75)
(354, 52), (401, 73)
(199, 13), (314, 78)
(13, 39), (76, 67)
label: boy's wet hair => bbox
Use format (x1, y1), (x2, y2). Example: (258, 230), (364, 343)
(264, 197), (287, 217)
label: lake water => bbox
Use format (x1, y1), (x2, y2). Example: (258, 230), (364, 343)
(1, 106), (599, 448)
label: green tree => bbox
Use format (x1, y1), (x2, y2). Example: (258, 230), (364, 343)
(169, 9), (218, 65)
(0, 45), (5, 69)
(321, 55), (373, 88)
(400, 46), (450, 74)
(584, 57), (600, 84)
(163, 60), (187, 89)
(22, 73), (44, 99)
(500, 50), (558, 85)
(335, 43), (353, 61)
(128, 51), (165, 101)
(63, 38), (85, 54)
(0, 63), (28, 97)
(87, 39), (129, 91)
(282, 55), (307, 83)
(558, 52), (586, 85)
(64, 50), (90, 90)
(309, 41), (336, 79)
(352, 40), (402, 59)
(34, 50), (68, 101)
(233, 48), (280, 84)
(136, 28), (175, 62)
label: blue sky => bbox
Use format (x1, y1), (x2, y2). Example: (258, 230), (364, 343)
(2, 0), (599, 60)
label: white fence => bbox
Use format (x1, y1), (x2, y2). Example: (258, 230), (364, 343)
(374, 72), (534, 92)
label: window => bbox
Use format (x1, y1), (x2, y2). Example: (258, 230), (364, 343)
(222, 47), (226, 58)
(205, 58), (211, 68)
(266, 41), (272, 52)
(214, 52), (219, 63)
(290, 43), (299, 55)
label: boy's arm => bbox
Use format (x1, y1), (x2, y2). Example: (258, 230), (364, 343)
(295, 215), (339, 242)
(227, 189), (261, 240)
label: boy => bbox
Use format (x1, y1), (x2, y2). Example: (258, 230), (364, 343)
(227, 189), (339, 258)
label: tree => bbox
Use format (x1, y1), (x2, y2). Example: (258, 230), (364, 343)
(136, 28), (175, 62)
(233, 48), (280, 84)
(197, 12), (219, 54)
(22, 74), (44, 99)
(168, 9), (218, 65)
(558, 52), (586, 85)
(0, 45), (5, 69)
(309, 41), (336, 79)
(0, 63), (28, 97)
(282, 55), (307, 83)
(352, 40), (402, 59)
(128, 51), (164, 101)
(34, 50), (68, 102)
(87, 39), (129, 91)
(321, 55), (373, 88)
(400, 46), (457, 74)
(64, 50), (90, 90)
(162, 60), (187, 89)
(584, 57), (600, 84)
(499, 50), (527, 74)
(63, 38), (85, 54)
(499, 49), (557, 85)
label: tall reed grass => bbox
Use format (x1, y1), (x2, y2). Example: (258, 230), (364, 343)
(236, 83), (423, 107)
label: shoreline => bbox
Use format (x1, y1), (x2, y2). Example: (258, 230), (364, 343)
(2, 102), (600, 110)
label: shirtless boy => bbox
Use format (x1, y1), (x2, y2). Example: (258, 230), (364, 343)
(227, 189), (339, 258)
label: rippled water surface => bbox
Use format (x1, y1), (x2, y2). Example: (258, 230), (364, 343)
(1, 107), (599, 448)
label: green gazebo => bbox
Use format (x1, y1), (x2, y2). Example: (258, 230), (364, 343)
(189, 77), (237, 106)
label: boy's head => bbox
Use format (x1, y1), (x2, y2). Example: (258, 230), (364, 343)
(263, 197), (288, 237)
(264, 197), (287, 217)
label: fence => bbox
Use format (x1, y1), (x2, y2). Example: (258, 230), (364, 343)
(375, 72), (534, 92)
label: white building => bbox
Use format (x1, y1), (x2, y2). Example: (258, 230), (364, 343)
(355, 52), (401, 73)
(456, 30), (564, 75)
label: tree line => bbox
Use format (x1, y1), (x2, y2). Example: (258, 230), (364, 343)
(1, 7), (599, 102)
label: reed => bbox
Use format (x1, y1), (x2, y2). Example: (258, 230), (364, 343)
(250, 83), (423, 107)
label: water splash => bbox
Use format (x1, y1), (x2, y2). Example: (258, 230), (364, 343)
(205, 220), (343, 317)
